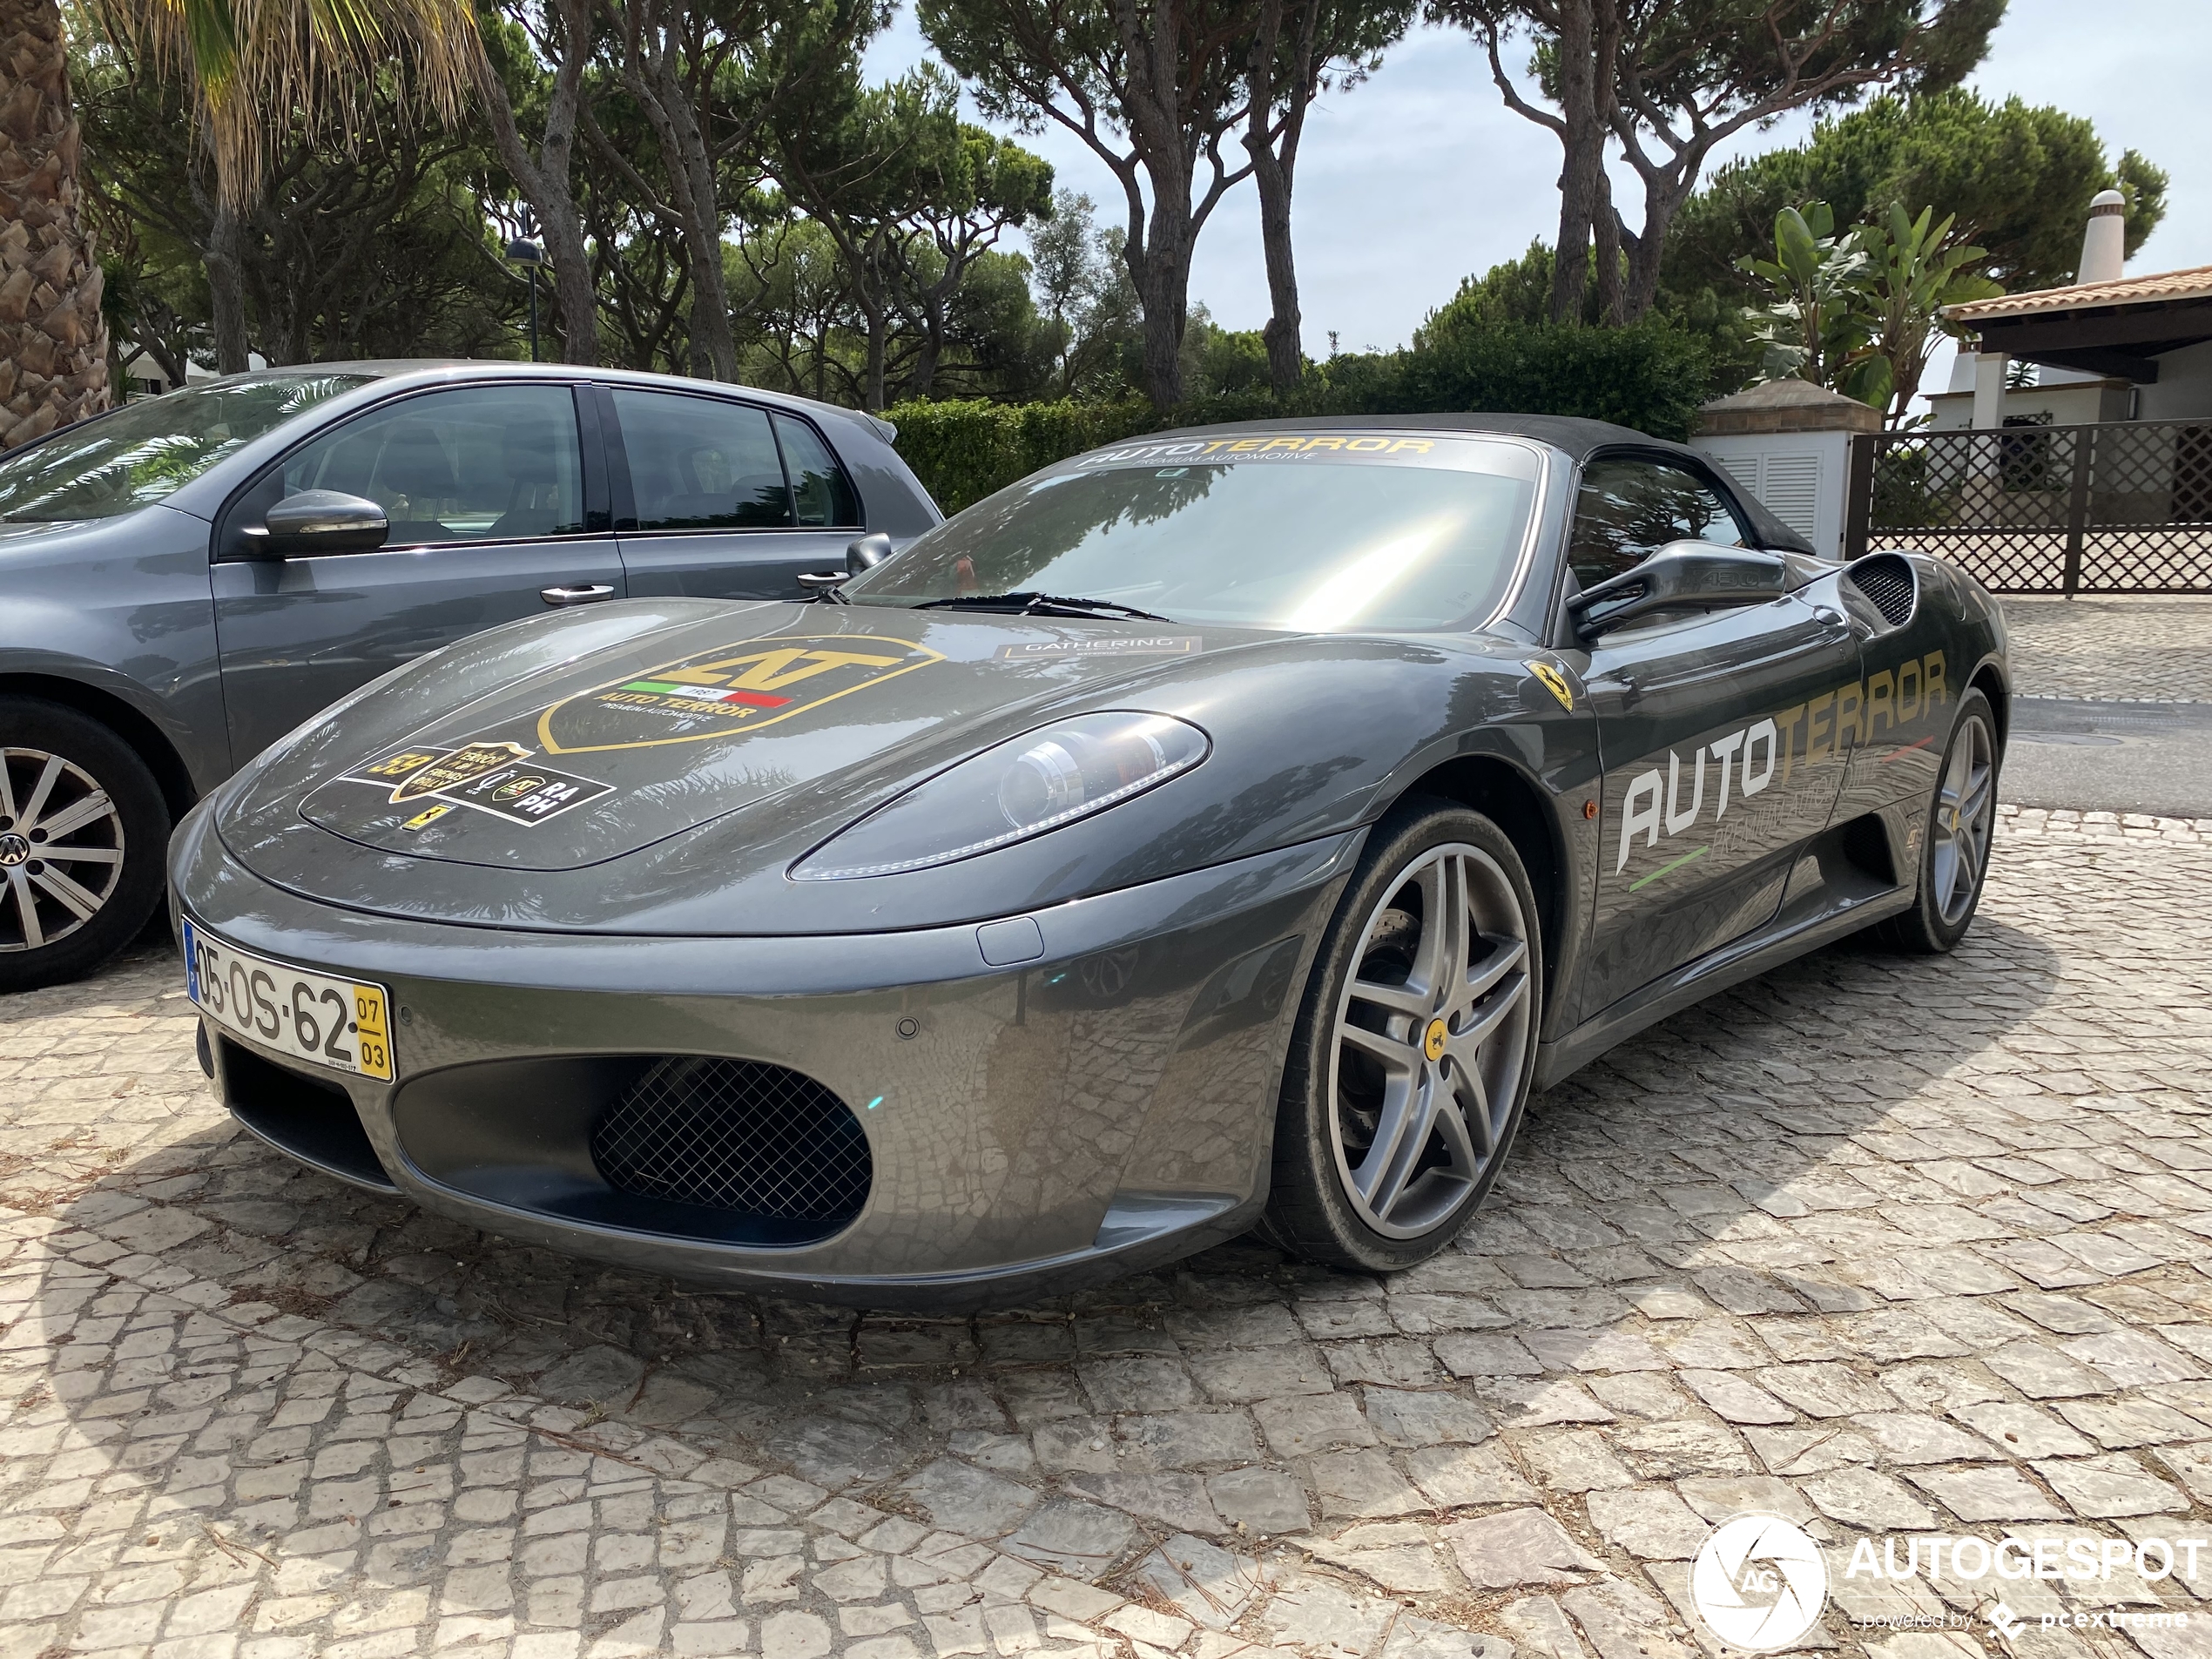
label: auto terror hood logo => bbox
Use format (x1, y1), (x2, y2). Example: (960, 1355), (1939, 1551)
(536, 633), (945, 754)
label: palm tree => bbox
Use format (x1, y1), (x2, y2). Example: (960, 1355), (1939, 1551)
(0, 0), (111, 446)
(0, 0), (482, 427)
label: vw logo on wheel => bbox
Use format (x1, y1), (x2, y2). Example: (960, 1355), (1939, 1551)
(1689, 1514), (1829, 1651)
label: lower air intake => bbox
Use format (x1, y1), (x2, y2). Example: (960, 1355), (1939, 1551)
(1845, 554), (1918, 626)
(591, 1056), (872, 1229)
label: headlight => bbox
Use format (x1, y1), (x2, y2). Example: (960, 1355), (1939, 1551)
(792, 711), (1210, 880)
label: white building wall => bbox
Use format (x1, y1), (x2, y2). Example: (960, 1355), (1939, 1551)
(1691, 429), (1851, 558)
(2136, 341), (2212, 421)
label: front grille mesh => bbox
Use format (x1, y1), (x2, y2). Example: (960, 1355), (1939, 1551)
(590, 1057), (872, 1225)
(1846, 554), (1918, 625)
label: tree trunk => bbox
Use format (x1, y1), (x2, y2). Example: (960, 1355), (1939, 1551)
(1251, 148), (1300, 390)
(206, 197), (250, 372)
(1616, 164), (1691, 323)
(542, 212), (598, 364)
(617, 28), (739, 381)
(1548, 0), (1598, 324)
(1244, 0), (1310, 392)
(0, 0), (110, 442)
(863, 298), (887, 411)
(475, 9), (597, 365)
(1125, 195), (1192, 408)
(1594, 182), (1624, 324)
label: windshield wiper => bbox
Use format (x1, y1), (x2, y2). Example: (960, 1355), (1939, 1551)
(914, 590), (1175, 623)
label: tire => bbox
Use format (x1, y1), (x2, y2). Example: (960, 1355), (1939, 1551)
(1263, 799), (1543, 1271)
(1876, 686), (2000, 955)
(0, 698), (172, 993)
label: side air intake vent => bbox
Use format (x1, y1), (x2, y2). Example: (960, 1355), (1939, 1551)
(1845, 554), (1917, 627)
(591, 1057), (872, 1231)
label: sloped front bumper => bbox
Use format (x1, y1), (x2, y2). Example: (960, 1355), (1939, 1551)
(171, 808), (1357, 1308)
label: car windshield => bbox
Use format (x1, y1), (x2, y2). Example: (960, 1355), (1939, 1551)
(0, 374), (372, 523)
(852, 432), (1543, 631)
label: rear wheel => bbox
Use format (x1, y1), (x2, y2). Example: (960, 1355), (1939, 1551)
(1264, 800), (1541, 1271)
(1877, 687), (2000, 954)
(0, 698), (171, 993)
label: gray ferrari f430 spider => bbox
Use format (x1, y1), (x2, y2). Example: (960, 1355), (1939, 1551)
(172, 414), (2007, 1306)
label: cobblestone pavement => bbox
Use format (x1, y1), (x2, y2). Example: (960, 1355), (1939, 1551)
(2001, 598), (2212, 702)
(6, 813), (2212, 1659)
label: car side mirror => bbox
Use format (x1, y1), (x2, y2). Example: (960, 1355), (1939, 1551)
(246, 490), (389, 557)
(1568, 542), (1789, 637)
(846, 532), (894, 575)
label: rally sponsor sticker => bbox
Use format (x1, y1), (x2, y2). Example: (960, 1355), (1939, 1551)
(333, 741), (614, 828)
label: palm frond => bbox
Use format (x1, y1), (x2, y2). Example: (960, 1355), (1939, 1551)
(94, 0), (484, 206)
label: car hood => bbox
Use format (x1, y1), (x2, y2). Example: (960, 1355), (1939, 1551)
(300, 604), (1270, 872)
(210, 598), (1553, 935)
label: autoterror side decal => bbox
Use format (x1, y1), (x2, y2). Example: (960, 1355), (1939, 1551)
(536, 633), (946, 754)
(1615, 650), (1950, 880)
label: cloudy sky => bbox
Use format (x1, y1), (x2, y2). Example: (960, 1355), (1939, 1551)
(865, 0), (2210, 360)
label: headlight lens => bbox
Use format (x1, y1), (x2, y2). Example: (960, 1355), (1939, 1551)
(792, 711), (1210, 880)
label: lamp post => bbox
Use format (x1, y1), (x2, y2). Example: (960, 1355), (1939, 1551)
(505, 218), (546, 362)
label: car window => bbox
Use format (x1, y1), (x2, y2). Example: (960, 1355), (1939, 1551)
(1568, 457), (1746, 585)
(277, 385), (584, 545)
(773, 414), (862, 528)
(614, 390), (794, 530)
(0, 374), (369, 523)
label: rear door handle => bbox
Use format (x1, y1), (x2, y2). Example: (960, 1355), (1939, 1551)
(541, 583), (616, 607)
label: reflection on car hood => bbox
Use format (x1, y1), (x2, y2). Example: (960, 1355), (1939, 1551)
(255, 602), (1266, 873)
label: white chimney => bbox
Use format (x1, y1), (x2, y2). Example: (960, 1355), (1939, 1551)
(2077, 188), (2126, 285)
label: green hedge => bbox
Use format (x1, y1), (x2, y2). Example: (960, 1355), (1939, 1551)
(887, 320), (1711, 513)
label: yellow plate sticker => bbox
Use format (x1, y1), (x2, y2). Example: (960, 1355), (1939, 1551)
(351, 985), (395, 1081)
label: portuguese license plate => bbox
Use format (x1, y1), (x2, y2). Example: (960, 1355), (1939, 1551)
(182, 918), (395, 1082)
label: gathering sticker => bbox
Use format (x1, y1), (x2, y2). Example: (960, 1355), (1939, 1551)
(996, 636), (1200, 660)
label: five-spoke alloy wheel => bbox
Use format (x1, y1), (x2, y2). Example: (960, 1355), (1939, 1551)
(1267, 800), (1541, 1269)
(0, 698), (170, 993)
(1878, 686), (2001, 955)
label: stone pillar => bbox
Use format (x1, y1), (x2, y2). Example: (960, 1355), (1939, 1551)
(1971, 349), (2009, 431)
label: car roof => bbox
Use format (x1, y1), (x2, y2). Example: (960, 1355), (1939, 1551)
(1130, 411), (1817, 556)
(1140, 410), (1671, 460)
(204, 360), (895, 441)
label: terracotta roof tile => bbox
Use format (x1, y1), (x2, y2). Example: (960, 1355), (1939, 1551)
(1947, 266), (2212, 323)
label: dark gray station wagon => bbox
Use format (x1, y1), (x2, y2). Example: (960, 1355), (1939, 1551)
(0, 363), (941, 991)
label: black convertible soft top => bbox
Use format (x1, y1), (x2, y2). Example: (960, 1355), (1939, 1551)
(1147, 411), (1819, 557)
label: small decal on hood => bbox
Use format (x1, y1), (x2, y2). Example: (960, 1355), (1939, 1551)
(996, 635), (1200, 660)
(331, 742), (614, 828)
(536, 633), (944, 754)
(389, 740), (529, 802)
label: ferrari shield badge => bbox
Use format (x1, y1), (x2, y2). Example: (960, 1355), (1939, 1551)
(537, 633), (945, 753)
(1526, 659), (1576, 712)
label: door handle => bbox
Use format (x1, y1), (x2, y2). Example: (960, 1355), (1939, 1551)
(541, 583), (616, 607)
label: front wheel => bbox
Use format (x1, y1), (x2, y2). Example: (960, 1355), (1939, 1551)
(0, 698), (171, 993)
(1877, 686), (2000, 954)
(1264, 800), (1542, 1271)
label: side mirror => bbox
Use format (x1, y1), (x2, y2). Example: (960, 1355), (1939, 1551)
(246, 490), (389, 557)
(846, 532), (894, 575)
(1568, 542), (1788, 637)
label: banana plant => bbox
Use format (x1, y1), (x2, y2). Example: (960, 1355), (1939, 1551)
(1737, 203), (1872, 392)
(1738, 199), (2003, 428)
(1851, 202), (2004, 425)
